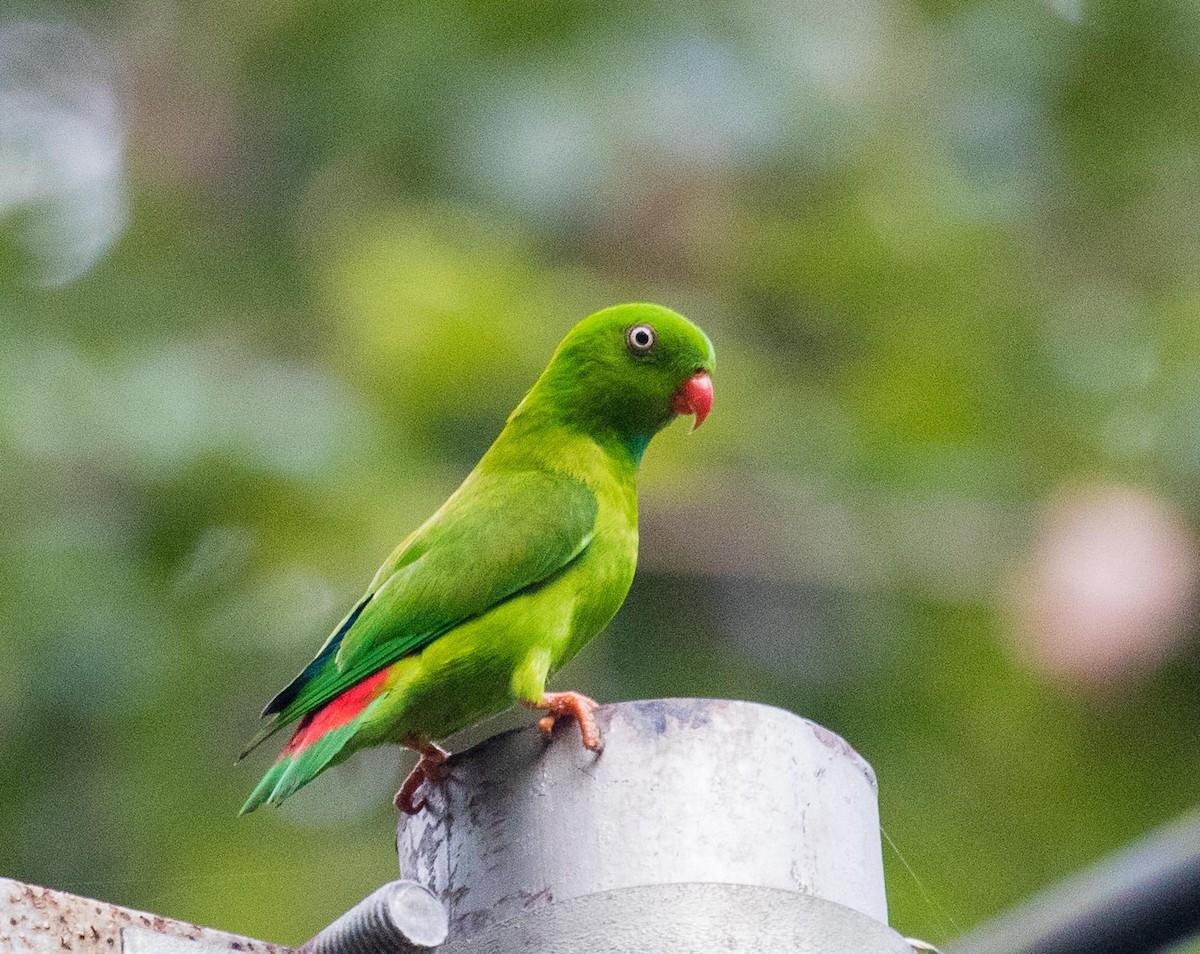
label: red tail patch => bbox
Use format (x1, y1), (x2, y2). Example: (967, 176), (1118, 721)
(281, 669), (389, 757)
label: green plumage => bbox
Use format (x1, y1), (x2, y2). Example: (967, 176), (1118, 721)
(241, 303), (715, 813)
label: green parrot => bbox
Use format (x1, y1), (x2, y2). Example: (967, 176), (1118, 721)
(240, 302), (715, 815)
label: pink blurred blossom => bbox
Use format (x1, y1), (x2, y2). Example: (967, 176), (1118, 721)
(1009, 482), (1199, 689)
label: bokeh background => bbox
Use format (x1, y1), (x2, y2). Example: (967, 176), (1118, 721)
(2, 0), (1199, 947)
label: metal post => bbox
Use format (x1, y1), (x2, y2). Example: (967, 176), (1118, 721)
(397, 697), (914, 953)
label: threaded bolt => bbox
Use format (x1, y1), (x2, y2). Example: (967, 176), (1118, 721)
(298, 880), (448, 953)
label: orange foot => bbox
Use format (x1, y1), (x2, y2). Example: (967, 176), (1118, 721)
(526, 691), (603, 752)
(393, 739), (450, 815)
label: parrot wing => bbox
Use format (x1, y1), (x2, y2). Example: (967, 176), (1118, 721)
(243, 468), (597, 754)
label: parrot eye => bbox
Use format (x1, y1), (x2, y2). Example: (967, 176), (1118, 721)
(626, 324), (656, 354)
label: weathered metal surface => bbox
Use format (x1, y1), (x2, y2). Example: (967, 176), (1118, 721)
(297, 881), (447, 953)
(428, 882), (913, 954)
(397, 698), (887, 940)
(0, 877), (283, 954)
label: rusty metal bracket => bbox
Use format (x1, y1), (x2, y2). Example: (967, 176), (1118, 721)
(0, 878), (283, 954)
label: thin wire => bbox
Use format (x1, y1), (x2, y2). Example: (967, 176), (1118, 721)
(882, 824), (962, 939)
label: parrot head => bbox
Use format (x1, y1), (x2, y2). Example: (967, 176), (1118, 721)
(525, 303), (715, 460)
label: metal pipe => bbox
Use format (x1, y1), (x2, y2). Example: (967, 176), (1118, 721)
(397, 697), (912, 952)
(951, 807), (1200, 954)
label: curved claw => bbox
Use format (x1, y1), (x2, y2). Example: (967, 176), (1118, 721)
(393, 741), (449, 815)
(393, 768), (428, 815)
(528, 691), (603, 752)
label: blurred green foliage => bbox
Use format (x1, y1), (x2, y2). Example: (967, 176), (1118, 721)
(2, 0), (1199, 947)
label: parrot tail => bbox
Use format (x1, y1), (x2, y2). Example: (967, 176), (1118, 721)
(239, 669), (390, 814)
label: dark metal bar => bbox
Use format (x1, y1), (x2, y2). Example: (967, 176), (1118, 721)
(951, 808), (1200, 954)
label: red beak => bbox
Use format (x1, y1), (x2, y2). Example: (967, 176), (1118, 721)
(671, 371), (713, 432)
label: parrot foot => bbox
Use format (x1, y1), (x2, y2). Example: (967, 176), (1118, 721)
(527, 691), (603, 752)
(394, 740), (450, 815)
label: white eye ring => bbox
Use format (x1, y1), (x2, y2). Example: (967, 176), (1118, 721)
(627, 324), (656, 353)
